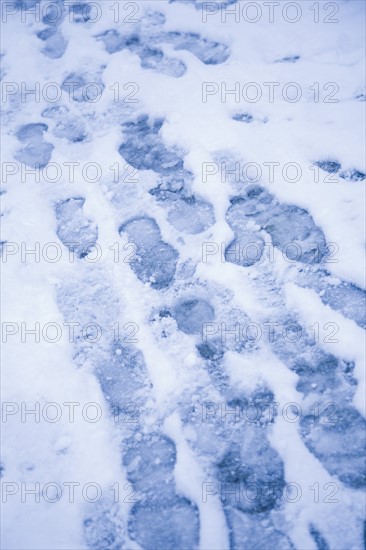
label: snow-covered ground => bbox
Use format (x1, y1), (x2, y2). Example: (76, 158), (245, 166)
(1, 1), (365, 548)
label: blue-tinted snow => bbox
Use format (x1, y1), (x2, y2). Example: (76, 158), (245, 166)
(300, 407), (366, 488)
(15, 123), (54, 168)
(83, 505), (125, 550)
(119, 216), (178, 289)
(118, 115), (184, 174)
(173, 297), (215, 335)
(2, 1), (365, 550)
(37, 26), (67, 59)
(128, 497), (200, 549)
(96, 31), (187, 77)
(226, 186), (328, 264)
(55, 197), (98, 259)
(309, 524), (330, 550)
(167, 196), (215, 234)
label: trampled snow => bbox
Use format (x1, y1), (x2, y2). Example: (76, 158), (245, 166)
(1, 1), (365, 549)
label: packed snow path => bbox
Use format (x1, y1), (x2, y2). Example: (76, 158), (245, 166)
(1, 1), (365, 549)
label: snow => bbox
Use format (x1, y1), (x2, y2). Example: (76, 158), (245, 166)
(1, 0), (365, 549)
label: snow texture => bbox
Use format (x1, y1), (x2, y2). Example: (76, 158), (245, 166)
(1, 1), (365, 549)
